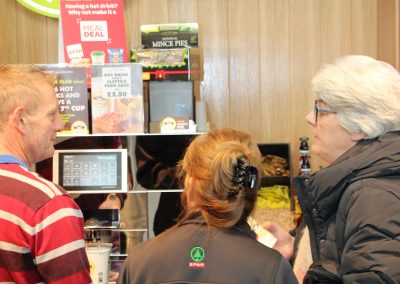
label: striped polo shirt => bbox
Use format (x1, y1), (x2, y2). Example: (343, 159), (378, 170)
(0, 156), (91, 283)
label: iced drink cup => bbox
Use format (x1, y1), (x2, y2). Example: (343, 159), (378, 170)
(91, 51), (105, 64)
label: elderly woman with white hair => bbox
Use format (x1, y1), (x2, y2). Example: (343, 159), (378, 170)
(265, 55), (400, 283)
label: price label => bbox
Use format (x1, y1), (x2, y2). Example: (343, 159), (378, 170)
(102, 67), (132, 98)
(106, 90), (128, 97)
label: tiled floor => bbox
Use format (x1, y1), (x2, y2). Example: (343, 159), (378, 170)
(253, 208), (296, 232)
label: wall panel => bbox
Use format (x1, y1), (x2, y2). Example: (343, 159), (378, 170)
(197, 0), (230, 129)
(258, 0), (291, 144)
(228, 0), (261, 133)
(15, 3), (50, 63)
(0, 0), (18, 63)
(0, 0), (397, 171)
(319, 0), (352, 62)
(351, 0), (377, 56)
(377, 0), (399, 68)
(167, 0), (198, 22)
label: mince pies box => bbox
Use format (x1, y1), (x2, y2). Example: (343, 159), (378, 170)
(130, 47), (202, 81)
(257, 144), (291, 188)
(91, 63), (144, 134)
(140, 23), (199, 49)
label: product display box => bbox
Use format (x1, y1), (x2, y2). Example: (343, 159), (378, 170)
(140, 23), (199, 49)
(257, 143), (292, 209)
(39, 65), (90, 135)
(146, 81), (195, 133)
(257, 143), (291, 187)
(130, 47), (202, 81)
(149, 81), (194, 121)
(91, 63), (144, 134)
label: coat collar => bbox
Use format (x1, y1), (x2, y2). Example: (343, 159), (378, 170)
(295, 130), (400, 220)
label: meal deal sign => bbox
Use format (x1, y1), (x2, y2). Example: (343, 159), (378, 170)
(80, 21), (108, 41)
(60, 0), (128, 65)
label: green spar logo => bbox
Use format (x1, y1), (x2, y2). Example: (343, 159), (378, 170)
(190, 246), (205, 262)
(16, 0), (60, 19)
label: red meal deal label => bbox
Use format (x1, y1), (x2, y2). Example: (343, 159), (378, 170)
(60, 0), (128, 67)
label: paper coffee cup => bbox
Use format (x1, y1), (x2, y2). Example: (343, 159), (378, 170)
(86, 243), (112, 284)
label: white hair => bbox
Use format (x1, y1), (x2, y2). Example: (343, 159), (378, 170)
(312, 55), (400, 138)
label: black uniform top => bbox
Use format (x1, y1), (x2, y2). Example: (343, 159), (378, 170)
(118, 217), (298, 284)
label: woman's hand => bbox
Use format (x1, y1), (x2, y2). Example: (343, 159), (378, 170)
(263, 221), (294, 260)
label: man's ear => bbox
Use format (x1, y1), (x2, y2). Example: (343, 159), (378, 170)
(351, 131), (366, 141)
(11, 106), (26, 133)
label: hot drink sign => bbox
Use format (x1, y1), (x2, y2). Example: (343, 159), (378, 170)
(60, 0), (128, 66)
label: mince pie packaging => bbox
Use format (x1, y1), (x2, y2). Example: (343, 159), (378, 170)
(130, 47), (202, 81)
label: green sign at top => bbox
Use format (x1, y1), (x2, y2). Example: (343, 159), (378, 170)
(16, 0), (60, 19)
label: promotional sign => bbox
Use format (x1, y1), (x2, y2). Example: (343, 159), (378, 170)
(60, 0), (128, 65)
(39, 65), (89, 135)
(91, 63), (144, 134)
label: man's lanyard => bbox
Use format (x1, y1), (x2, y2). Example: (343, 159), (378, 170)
(0, 155), (29, 169)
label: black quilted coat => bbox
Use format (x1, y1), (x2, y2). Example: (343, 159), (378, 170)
(294, 131), (400, 284)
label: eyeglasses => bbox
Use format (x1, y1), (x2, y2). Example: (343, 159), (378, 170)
(314, 100), (336, 124)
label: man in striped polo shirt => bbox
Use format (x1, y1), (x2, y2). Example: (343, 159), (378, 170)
(0, 65), (91, 283)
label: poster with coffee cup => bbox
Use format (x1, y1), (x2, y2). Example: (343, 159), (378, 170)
(59, 0), (128, 86)
(38, 64), (89, 135)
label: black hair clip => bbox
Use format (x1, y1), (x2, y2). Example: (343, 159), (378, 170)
(232, 158), (258, 191)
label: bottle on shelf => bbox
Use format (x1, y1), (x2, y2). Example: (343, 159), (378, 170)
(299, 136), (309, 156)
(294, 137), (311, 227)
(300, 154), (311, 175)
(299, 137), (310, 175)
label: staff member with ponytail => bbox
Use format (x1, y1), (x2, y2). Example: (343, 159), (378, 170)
(117, 128), (297, 284)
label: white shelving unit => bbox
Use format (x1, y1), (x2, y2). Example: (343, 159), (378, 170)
(54, 133), (198, 271)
